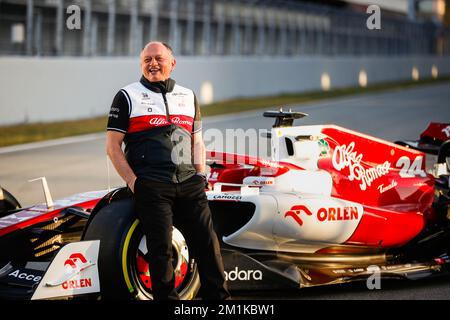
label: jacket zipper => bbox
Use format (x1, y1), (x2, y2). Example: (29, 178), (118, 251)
(162, 91), (179, 182)
(162, 93), (171, 123)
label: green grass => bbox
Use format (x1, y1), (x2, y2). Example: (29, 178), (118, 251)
(201, 76), (450, 117)
(1, 76), (449, 148)
(0, 117), (107, 147)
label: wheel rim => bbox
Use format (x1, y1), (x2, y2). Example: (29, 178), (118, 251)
(129, 226), (195, 298)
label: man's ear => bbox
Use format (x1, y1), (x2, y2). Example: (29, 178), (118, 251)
(171, 58), (177, 71)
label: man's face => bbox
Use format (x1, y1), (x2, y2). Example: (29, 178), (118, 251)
(140, 43), (176, 82)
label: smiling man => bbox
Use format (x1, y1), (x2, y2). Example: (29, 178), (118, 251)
(141, 42), (175, 82)
(106, 41), (230, 300)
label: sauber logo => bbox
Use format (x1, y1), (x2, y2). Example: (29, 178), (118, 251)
(285, 205), (359, 227)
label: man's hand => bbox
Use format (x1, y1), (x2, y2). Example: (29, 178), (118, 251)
(128, 176), (137, 193)
(196, 172), (211, 190)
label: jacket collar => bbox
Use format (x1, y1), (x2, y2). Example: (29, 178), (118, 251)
(140, 76), (176, 93)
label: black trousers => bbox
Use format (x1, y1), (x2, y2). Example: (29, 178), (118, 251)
(134, 174), (230, 300)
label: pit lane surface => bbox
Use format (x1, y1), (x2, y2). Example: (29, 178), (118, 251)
(1, 82), (450, 299)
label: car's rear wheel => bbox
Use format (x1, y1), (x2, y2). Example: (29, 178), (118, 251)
(83, 199), (200, 300)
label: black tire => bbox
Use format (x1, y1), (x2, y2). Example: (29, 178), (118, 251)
(0, 188), (21, 218)
(83, 199), (200, 300)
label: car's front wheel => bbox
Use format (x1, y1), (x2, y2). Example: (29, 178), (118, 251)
(83, 199), (200, 300)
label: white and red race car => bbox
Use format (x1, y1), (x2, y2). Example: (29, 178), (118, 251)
(0, 110), (449, 300)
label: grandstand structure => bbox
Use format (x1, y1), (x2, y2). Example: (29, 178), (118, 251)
(0, 0), (449, 57)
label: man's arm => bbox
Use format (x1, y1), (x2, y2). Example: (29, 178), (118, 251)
(106, 131), (137, 192)
(191, 93), (206, 175)
(192, 130), (206, 175)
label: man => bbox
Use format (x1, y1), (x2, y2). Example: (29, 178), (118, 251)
(106, 41), (230, 300)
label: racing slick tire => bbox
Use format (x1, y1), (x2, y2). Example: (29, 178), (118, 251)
(0, 187), (21, 218)
(83, 199), (200, 300)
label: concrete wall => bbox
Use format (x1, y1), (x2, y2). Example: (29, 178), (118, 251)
(1, 55), (450, 126)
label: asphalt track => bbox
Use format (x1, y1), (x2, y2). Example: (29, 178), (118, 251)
(1, 82), (450, 300)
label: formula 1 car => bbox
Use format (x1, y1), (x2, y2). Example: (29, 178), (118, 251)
(0, 110), (449, 300)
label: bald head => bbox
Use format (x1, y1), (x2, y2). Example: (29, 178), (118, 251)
(141, 41), (173, 59)
(140, 41), (176, 82)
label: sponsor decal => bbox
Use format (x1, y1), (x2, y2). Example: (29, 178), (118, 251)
(396, 156), (426, 178)
(109, 106), (120, 119)
(64, 253), (88, 269)
(443, 125), (450, 138)
(332, 142), (391, 191)
(8, 269), (42, 282)
(259, 159), (283, 168)
(377, 180), (398, 194)
(171, 92), (188, 97)
(141, 93), (157, 105)
(316, 206), (359, 222)
(149, 117), (169, 126)
(177, 98), (187, 108)
(332, 267), (366, 274)
(210, 172), (219, 180)
(171, 116), (192, 126)
(224, 267), (263, 281)
(284, 205), (312, 226)
(62, 278), (92, 290)
(212, 195), (242, 201)
(61, 253), (93, 290)
(148, 117), (193, 127)
(285, 205), (359, 227)
(31, 241), (100, 300)
(318, 139), (330, 157)
(250, 178), (274, 185)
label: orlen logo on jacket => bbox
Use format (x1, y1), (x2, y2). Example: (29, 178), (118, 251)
(62, 253), (92, 290)
(285, 205), (359, 227)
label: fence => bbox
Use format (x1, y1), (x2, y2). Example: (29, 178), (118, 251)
(1, 0), (449, 57)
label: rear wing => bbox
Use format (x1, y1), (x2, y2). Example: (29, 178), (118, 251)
(395, 123), (450, 155)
